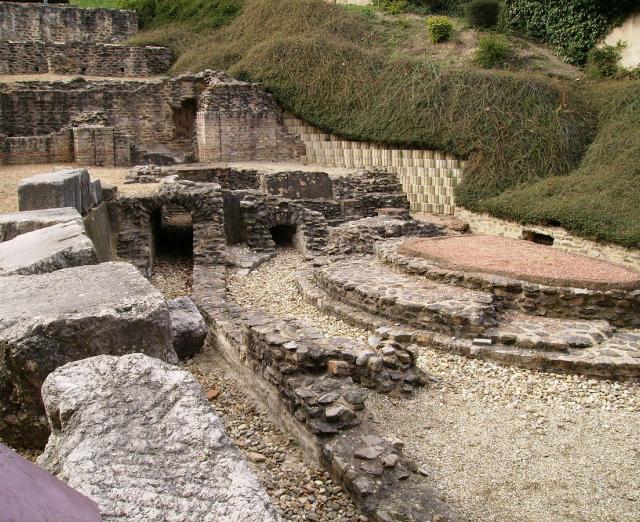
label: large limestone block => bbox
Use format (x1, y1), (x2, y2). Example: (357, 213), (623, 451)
(0, 262), (176, 448)
(38, 354), (281, 522)
(0, 207), (81, 242)
(0, 443), (101, 522)
(18, 168), (92, 214)
(167, 297), (208, 359)
(259, 171), (333, 200)
(0, 221), (98, 276)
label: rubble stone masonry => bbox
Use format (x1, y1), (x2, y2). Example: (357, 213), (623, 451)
(0, 2), (138, 43)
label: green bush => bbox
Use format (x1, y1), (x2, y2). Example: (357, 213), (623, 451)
(474, 34), (512, 68)
(586, 42), (625, 78)
(373, 0), (408, 14)
(506, 0), (637, 64)
(426, 16), (454, 43)
(466, 0), (499, 28)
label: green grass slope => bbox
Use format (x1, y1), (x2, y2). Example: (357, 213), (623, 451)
(482, 82), (640, 248)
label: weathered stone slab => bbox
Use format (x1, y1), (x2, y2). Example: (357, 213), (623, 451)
(0, 443), (101, 522)
(0, 207), (81, 243)
(0, 262), (176, 448)
(260, 171), (333, 199)
(167, 297), (208, 359)
(82, 202), (113, 262)
(38, 354), (280, 522)
(18, 168), (92, 214)
(0, 221), (98, 276)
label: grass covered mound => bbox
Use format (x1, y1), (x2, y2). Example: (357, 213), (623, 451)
(111, 0), (638, 247)
(482, 82), (640, 248)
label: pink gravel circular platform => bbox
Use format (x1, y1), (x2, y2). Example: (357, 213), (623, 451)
(398, 235), (640, 290)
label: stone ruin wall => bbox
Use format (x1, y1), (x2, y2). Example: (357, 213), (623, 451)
(0, 76), (206, 165)
(0, 2), (138, 43)
(196, 80), (305, 163)
(0, 41), (172, 77)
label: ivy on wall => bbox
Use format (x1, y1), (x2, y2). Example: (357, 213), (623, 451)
(506, 0), (637, 64)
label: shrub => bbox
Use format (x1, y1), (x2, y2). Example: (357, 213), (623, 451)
(426, 16), (453, 43)
(373, 0), (408, 14)
(586, 42), (625, 78)
(466, 0), (499, 28)
(474, 33), (512, 68)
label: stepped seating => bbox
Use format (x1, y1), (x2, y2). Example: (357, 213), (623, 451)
(314, 257), (498, 337)
(284, 115), (465, 215)
(297, 261), (640, 378)
(298, 233), (640, 377)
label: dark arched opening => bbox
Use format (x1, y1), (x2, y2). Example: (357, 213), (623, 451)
(270, 224), (297, 248)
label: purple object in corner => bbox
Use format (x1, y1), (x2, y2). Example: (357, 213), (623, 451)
(0, 443), (101, 522)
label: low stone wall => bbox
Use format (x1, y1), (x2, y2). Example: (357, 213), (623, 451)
(190, 265), (457, 521)
(0, 41), (171, 76)
(0, 131), (73, 165)
(0, 76), (206, 158)
(0, 127), (130, 167)
(456, 208), (640, 272)
(0, 2), (138, 43)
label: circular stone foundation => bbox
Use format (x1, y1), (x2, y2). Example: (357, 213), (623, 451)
(397, 235), (640, 291)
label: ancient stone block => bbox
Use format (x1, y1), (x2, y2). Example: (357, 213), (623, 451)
(0, 262), (176, 448)
(18, 168), (92, 214)
(167, 297), (209, 359)
(82, 202), (113, 262)
(0, 221), (98, 276)
(260, 171), (333, 200)
(0, 207), (81, 242)
(38, 354), (280, 521)
(0, 443), (101, 522)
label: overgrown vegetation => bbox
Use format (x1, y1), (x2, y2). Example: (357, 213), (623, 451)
(506, 0), (637, 64)
(482, 82), (640, 247)
(465, 0), (499, 28)
(474, 34), (512, 68)
(426, 16), (453, 43)
(119, 0), (243, 30)
(116, 0), (637, 246)
(586, 42), (626, 79)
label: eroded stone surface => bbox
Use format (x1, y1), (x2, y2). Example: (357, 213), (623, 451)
(326, 215), (444, 255)
(38, 354), (280, 522)
(0, 262), (176, 448)
(18, 168), (92, 214)
(167, 296), (208, 359)
(0, 207), (81, 242)
(314, 257), (497, 336)
(0, 221), (98, 276)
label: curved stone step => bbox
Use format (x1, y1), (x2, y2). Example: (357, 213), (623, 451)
(312, 257), (499, 337)
(296, 267), (640, 378)
(375, 238), (640, 328)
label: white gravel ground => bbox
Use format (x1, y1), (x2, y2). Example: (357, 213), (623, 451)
(228, 248), (640, 522)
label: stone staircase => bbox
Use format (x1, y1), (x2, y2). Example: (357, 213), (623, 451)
(285, 114), (465, 215)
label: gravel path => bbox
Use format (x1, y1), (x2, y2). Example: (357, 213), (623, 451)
(229, 248), (640, 522)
